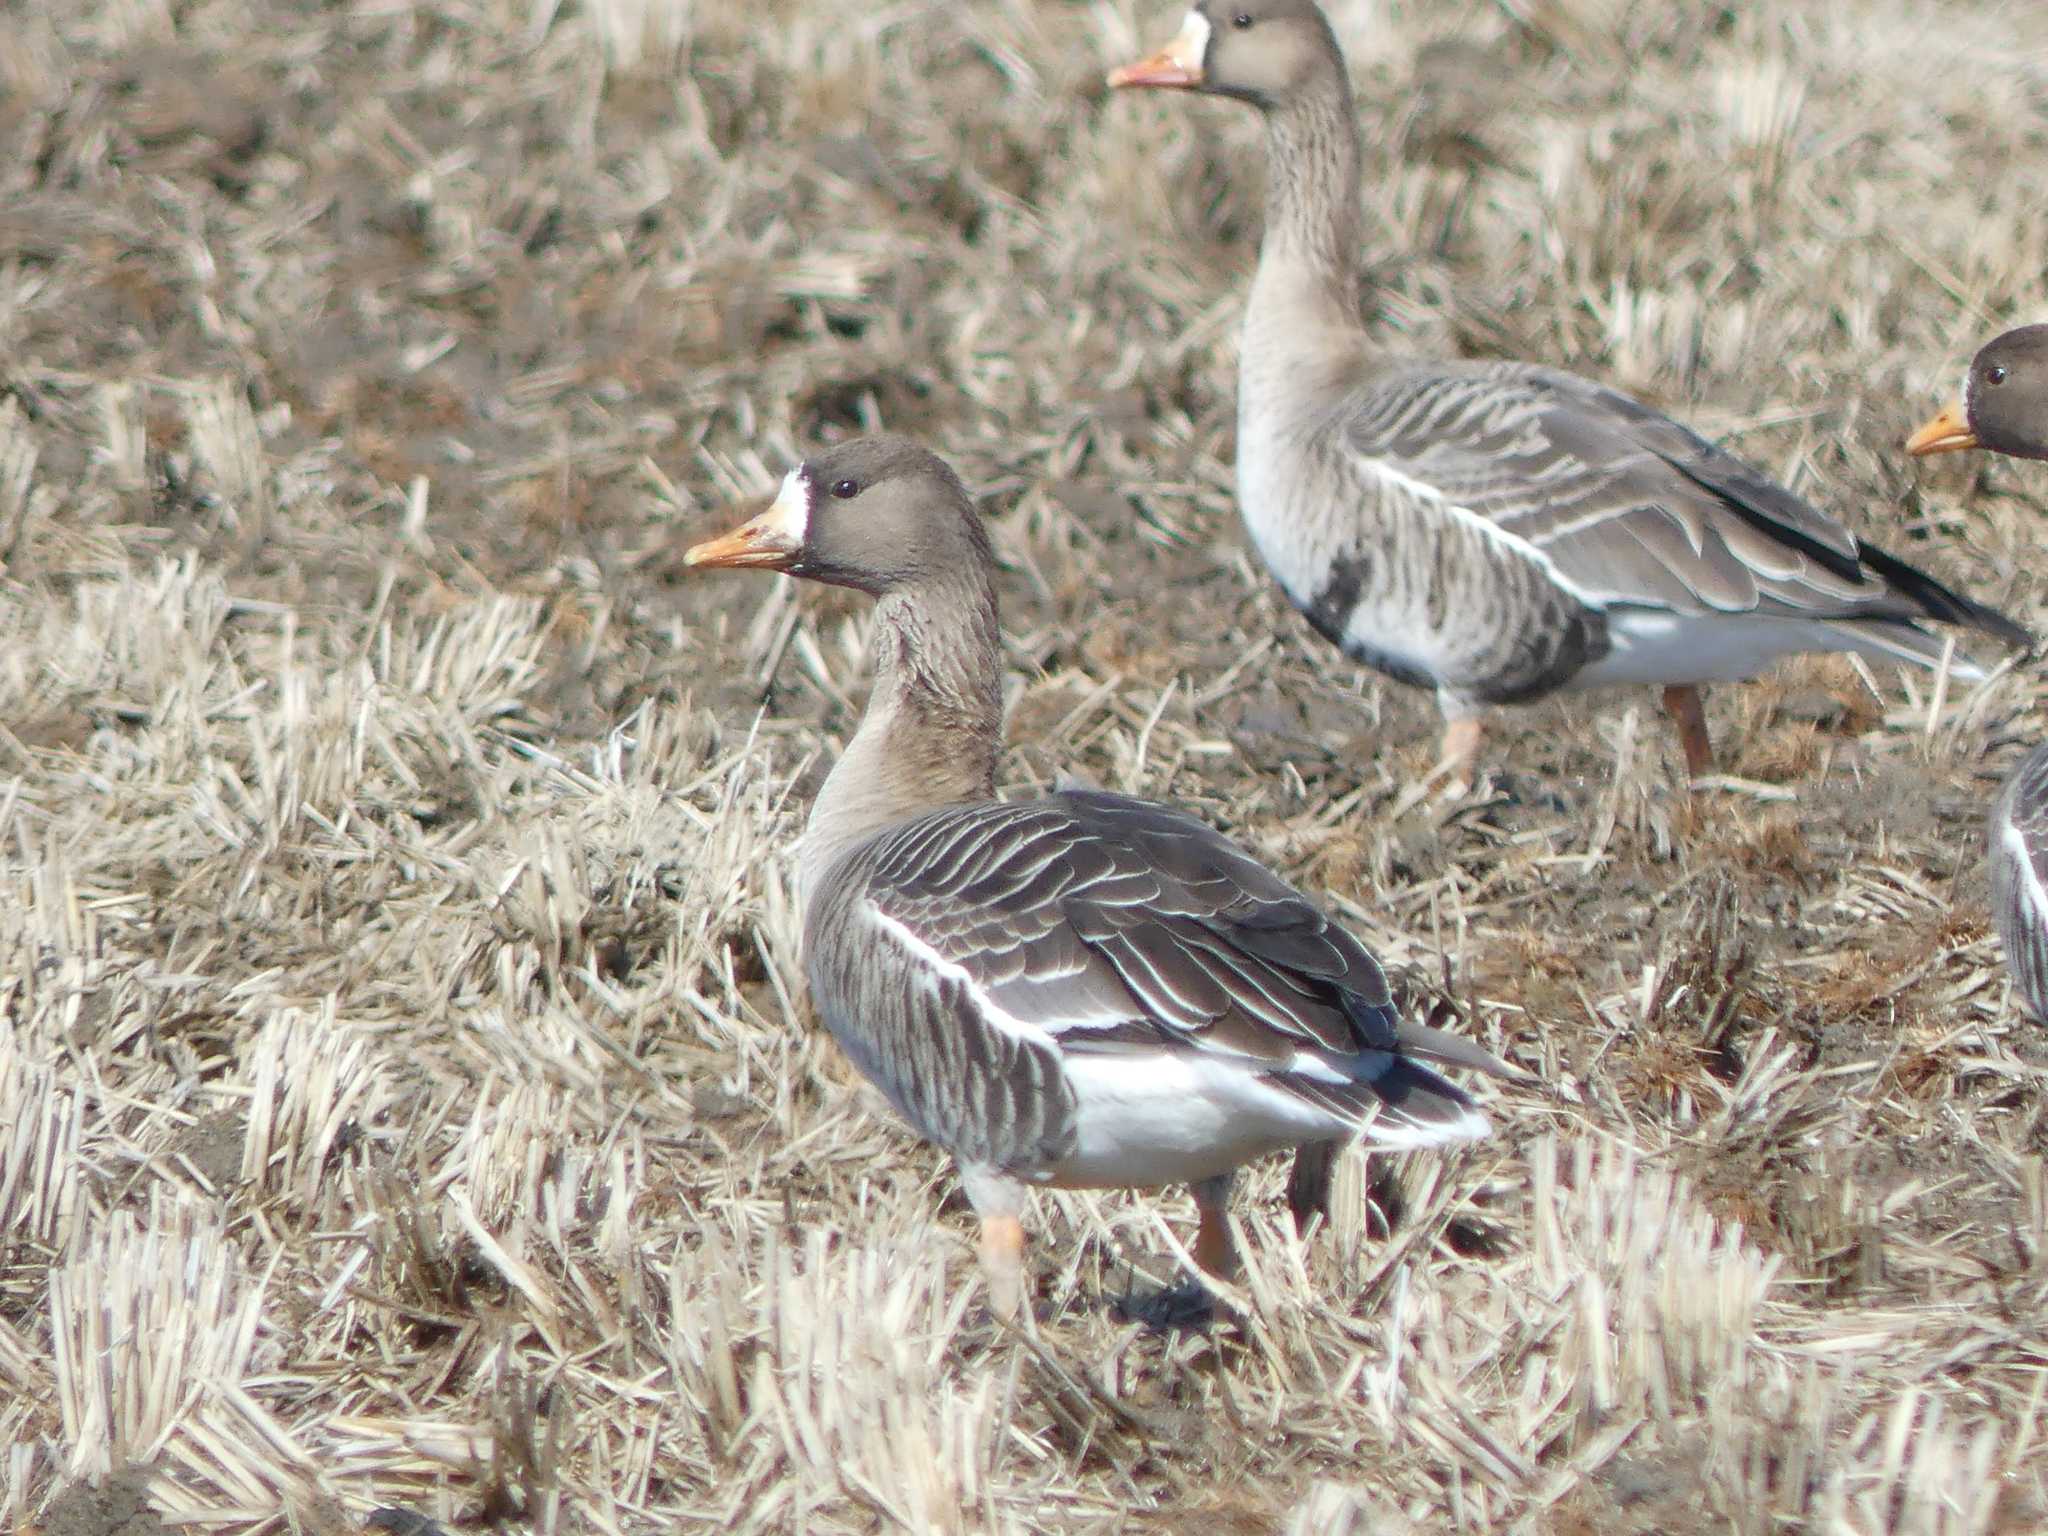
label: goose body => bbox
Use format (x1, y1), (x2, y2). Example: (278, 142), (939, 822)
(1243, 357), (2012, 706)
(1907, 323), (2048, 1022)
(1987, 747), (2048, 1024)
(809, 789), (1488, 1191)
(687, 435), (1508, 1318)
(1112, 2), (2028, 783)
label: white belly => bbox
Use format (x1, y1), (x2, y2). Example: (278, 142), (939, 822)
(1236, 425), (1329, 608)
(1572, 610), (1914, 689)
(1045, 1053), (1345, 1190)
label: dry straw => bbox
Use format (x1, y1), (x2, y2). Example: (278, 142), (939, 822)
(3, 0), (2048, 1529)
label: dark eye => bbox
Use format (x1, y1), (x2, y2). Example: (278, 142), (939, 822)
(1231, 11), (1253, 26)
(831, 478), (860, 498)
(1986, 365), (2009, 386)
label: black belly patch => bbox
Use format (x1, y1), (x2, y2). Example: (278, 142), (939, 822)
(1471, 606), (1611, 704)
(1299, 551), (1612, 702)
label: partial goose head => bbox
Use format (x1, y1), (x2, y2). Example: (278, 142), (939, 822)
(1907, 324), (2048, 462)
(686, 433), (991, 593)
(1108, 0), (1344, 105)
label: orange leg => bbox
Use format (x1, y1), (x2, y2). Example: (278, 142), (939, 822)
(1662, 685), (1713, 777)
(1191, 1176), (1239, 1282)
(1110, 1178), (1238, 1332)
(1437, 716), (1485, 794)
(978, 1214), (1027, 1323)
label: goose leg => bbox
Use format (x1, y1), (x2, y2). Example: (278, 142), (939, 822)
(1111, 1173), (1236, 1332)
(1661, 685), (1714, 777)
(1285, 1142), (1334, 1234)
(1191, 1173), (1240, 1281)
(978, 1215), (1026, 1322)
(959, 1164), (1030, 1324)
(1436, 716), (1485, 794)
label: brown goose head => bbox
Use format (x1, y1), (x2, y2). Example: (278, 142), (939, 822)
(686, 435), (991, 596)
(1907, 324), (2048, 462)
(1107, 0), (1344, 107)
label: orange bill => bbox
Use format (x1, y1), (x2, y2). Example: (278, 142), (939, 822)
(686, 466), (812, 570)
(684, 505), (796, 571)
(1107, 12), (1209, 89)
(1905, 397), (1977, 456)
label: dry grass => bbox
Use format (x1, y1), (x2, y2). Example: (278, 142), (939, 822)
(4, 0), (2048, 1530)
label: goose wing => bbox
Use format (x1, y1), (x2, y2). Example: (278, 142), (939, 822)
(1344, 360), (2026, 640)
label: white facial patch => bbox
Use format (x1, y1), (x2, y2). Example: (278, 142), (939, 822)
(1171, 9), (1212, 69)
(760, 465), (811, 546)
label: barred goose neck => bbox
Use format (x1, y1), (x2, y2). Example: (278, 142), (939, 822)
(1247, 76), (1367, 366)
(798, 570), (1004, 909)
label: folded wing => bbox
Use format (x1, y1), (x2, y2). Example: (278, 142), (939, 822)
(1346, 360), (2027, 642)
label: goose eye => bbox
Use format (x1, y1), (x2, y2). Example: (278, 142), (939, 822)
(1986, 365), (2009, 386)
(1231, 10), (1253, 26)
(831, 478), (861, 498)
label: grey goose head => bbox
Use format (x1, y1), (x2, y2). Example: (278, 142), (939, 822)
(1907, 324), (2048, 462)
(1107, 0), (1345, 107)
(685, 434), (991, 595)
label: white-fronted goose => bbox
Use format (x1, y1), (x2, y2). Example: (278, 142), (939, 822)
(687, 434), (1511, 1320)
(1907, 325), (2048, 1021)
(1109, 1), (2029, 786)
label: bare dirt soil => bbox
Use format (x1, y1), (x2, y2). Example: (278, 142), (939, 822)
(3, 0), (2048, 1531)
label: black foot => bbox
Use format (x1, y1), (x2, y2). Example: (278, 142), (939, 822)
(1111, 1275), (1219, 1333)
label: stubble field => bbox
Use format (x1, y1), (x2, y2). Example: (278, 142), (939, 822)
(4, 0), (2048, 1531)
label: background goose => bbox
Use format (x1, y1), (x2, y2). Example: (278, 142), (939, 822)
(1108, 0), (2029, 787)
(1906, 324), (2048, 462)
(686, 434), (1512, 1321)
(1907, 325), (2048, 1022)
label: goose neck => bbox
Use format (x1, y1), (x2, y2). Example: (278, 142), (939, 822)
(798, 578), (1003, 908)
(1247, 83), (1367, 355)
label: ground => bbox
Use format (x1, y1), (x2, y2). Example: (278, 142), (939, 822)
(3, 0), (2048, 1531)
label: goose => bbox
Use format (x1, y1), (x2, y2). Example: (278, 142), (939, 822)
(1906, 324), (2048, 1022)
(1107, 0), (2028, 788)
(686, 434), (1513, 1321)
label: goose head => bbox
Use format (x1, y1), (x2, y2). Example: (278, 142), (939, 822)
(1907, 324), (2048, 462)
(686, 435), (990, 596)
(1107, 0), (1344, 107)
